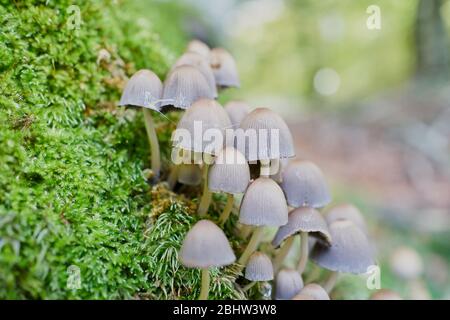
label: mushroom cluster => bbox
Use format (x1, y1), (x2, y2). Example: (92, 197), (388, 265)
(119, 39), (384, 300)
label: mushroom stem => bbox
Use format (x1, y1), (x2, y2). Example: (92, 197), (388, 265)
(273, 236), (295, 272)
(242, 281), (256, 292)
(323, 271), (339, 294)
(219, 193), (234, 225)
(297, 232), (309, 274)
(238, 226), (264, 266)
(167, 165), (179, 189)
(240, 225), (253, 239)
(197, 162), (212, 216)
(143, 108), (161, 180)
(259, 159), (271, 177)
(199, 268), (210, 300)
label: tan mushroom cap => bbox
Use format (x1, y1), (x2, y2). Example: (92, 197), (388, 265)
(210, 47), (240, 88)
(281, 160), (331, 208)
(238, 108), (295, 161)
(162, 65), (215, 110)
(208, 147), (250, 194)
(180, 220), (236, 268)
(224, 101), (251, 128)
(239, 177), (288, 227)
(177, 164), (202, 186)
(370, 289), (402, 300)
(272, 207), (331, 248)
(245, 252), (274, 281)
(311, 220), (375, 274)
(325, 204), (368, 234)
(172, 52), (217, 98)
(298, 283), (330, 300)
(186, 39), (211, 60)
(275, 268), (304, 300)
(389, 246), (424, 280)
(173, 98), (232, 155)
(119, 69), (162, 111)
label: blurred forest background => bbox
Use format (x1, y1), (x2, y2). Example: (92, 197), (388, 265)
(180, 0), (450, 298)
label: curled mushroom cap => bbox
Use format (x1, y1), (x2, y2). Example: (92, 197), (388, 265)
(389, 246), (424, 280)
(173, 98), (231, 155)
(298, 283), (330, 300)
(370, 289), (402, 300)
(326, 204), (368, 234)
(239, 177), (288, 227)
(224, 101), (251, 128)
(311, 220), (375, 274)
(281, 160), (331, 208)
(210, 47), (240, 88)
(119, 69), (162, 111)
(180, 220), (236, 268)
(238, 108), (295, 161)
(172, 52), (217, 98)
(208, 147), (250, 194)
(186, 39), (211, 60)
(245, 252), (274, 281)
(275, 269), (304, 300)
(177, 164), (202, 186)
(272, 207), (331, 248)
(162, 65), (215, 110)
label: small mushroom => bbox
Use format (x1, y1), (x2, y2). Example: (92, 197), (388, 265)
(180, 220), (236, 300)
(311, 219), (376, 293)
(325, 204), (368, 234)
(224, 100), (251, 128)
(370, 289), (402, 300)
(389, 246), (424, 281)
(119, 69), (163, 180)
(275, 268), (304, 300)
(281, 160), (331, 208)
(272, 207), (331, 273)
(210, 47), (240, 88)
(238, 177), (288, 265)
(243, 251), (274, 292)
(208, 146), (250, 225)
(297, 283), (330, 300)
(186, 39), (211, 60)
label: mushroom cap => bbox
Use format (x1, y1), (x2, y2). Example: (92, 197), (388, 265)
(238, 108), (295, 161)
(172, 52), (217, 98)
(325, 204), (368, 234)
(177, 164), (202, 186)
(270, 158), (289, 183)
(389, 246), (424, 280)
(275, 268), (304, 300)
(224, 101), (251, 128)
(281, 160), (331, 208)
(292, 293), (315, 300)
(179, 220), (236, 268)
(162, 65), (215, 110)
(298, 283), (330, 300)
(244, 252), (274, 281)
(173, 98), (232, 155)
(119, 69), (162, 111)
(186, 39), (211, 60)
(239, 177), (288, 227)
(272, 207), (331, 248)
(311, 220), (375, 274)
(370, 289), (402, 300)
(208, 147), (250, 194)
(210, 47), (240, 88)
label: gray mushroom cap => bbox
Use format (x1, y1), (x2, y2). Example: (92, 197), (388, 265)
(245, 252), (274, 281)
(238, 108), (295, 161)
(208, 147), (250, 194)
(177, 164), (202, 186)
(210, 47), (240, 88)
(281, 160), (331, 208)
(224, 101), (250, 128)
(298, 283), (330, 300)
(119, 69), (163, 111)
(270, 158), (289, 183)
(186, 39), (211, 60)
(311, 219), (376, 274)
(325, 204), (368, 234)
(162, 65), (215, 110)
(180, 220), (236, 268)
(272, 207), (331, 248)
(173, 98), (232, 155)
(239, 177), (288, 227)
(275, 268), (304, 300)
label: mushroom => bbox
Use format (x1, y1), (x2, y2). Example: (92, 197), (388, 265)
(272, 207), (331, 273)
(243, 251), (274, 292)
(270, 158), (289, 183)
(238, 177), (288, 265)
(325, 204), (368, 234)
(310, 219), (376, 293)
(291, 293), (314, 300)
(370, 289), (402, 300)
(296, 283), (330, 300)
(210, 47), (240, 89)
(389, 246), (424, 281)
(208, 146), (250, 225)
(275, 268), (303, 300)
(172, 98), (232, 216)
(177, 164), (202, 186)
(224, 100), (251, 128)
(162, 65), (215, 110)
(238, 108), (295, 177)
(186, 39), (211, 60)
(179, 219), (236, 300)
(281, 160), (331, 208)
(119, 69), (163, 181)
